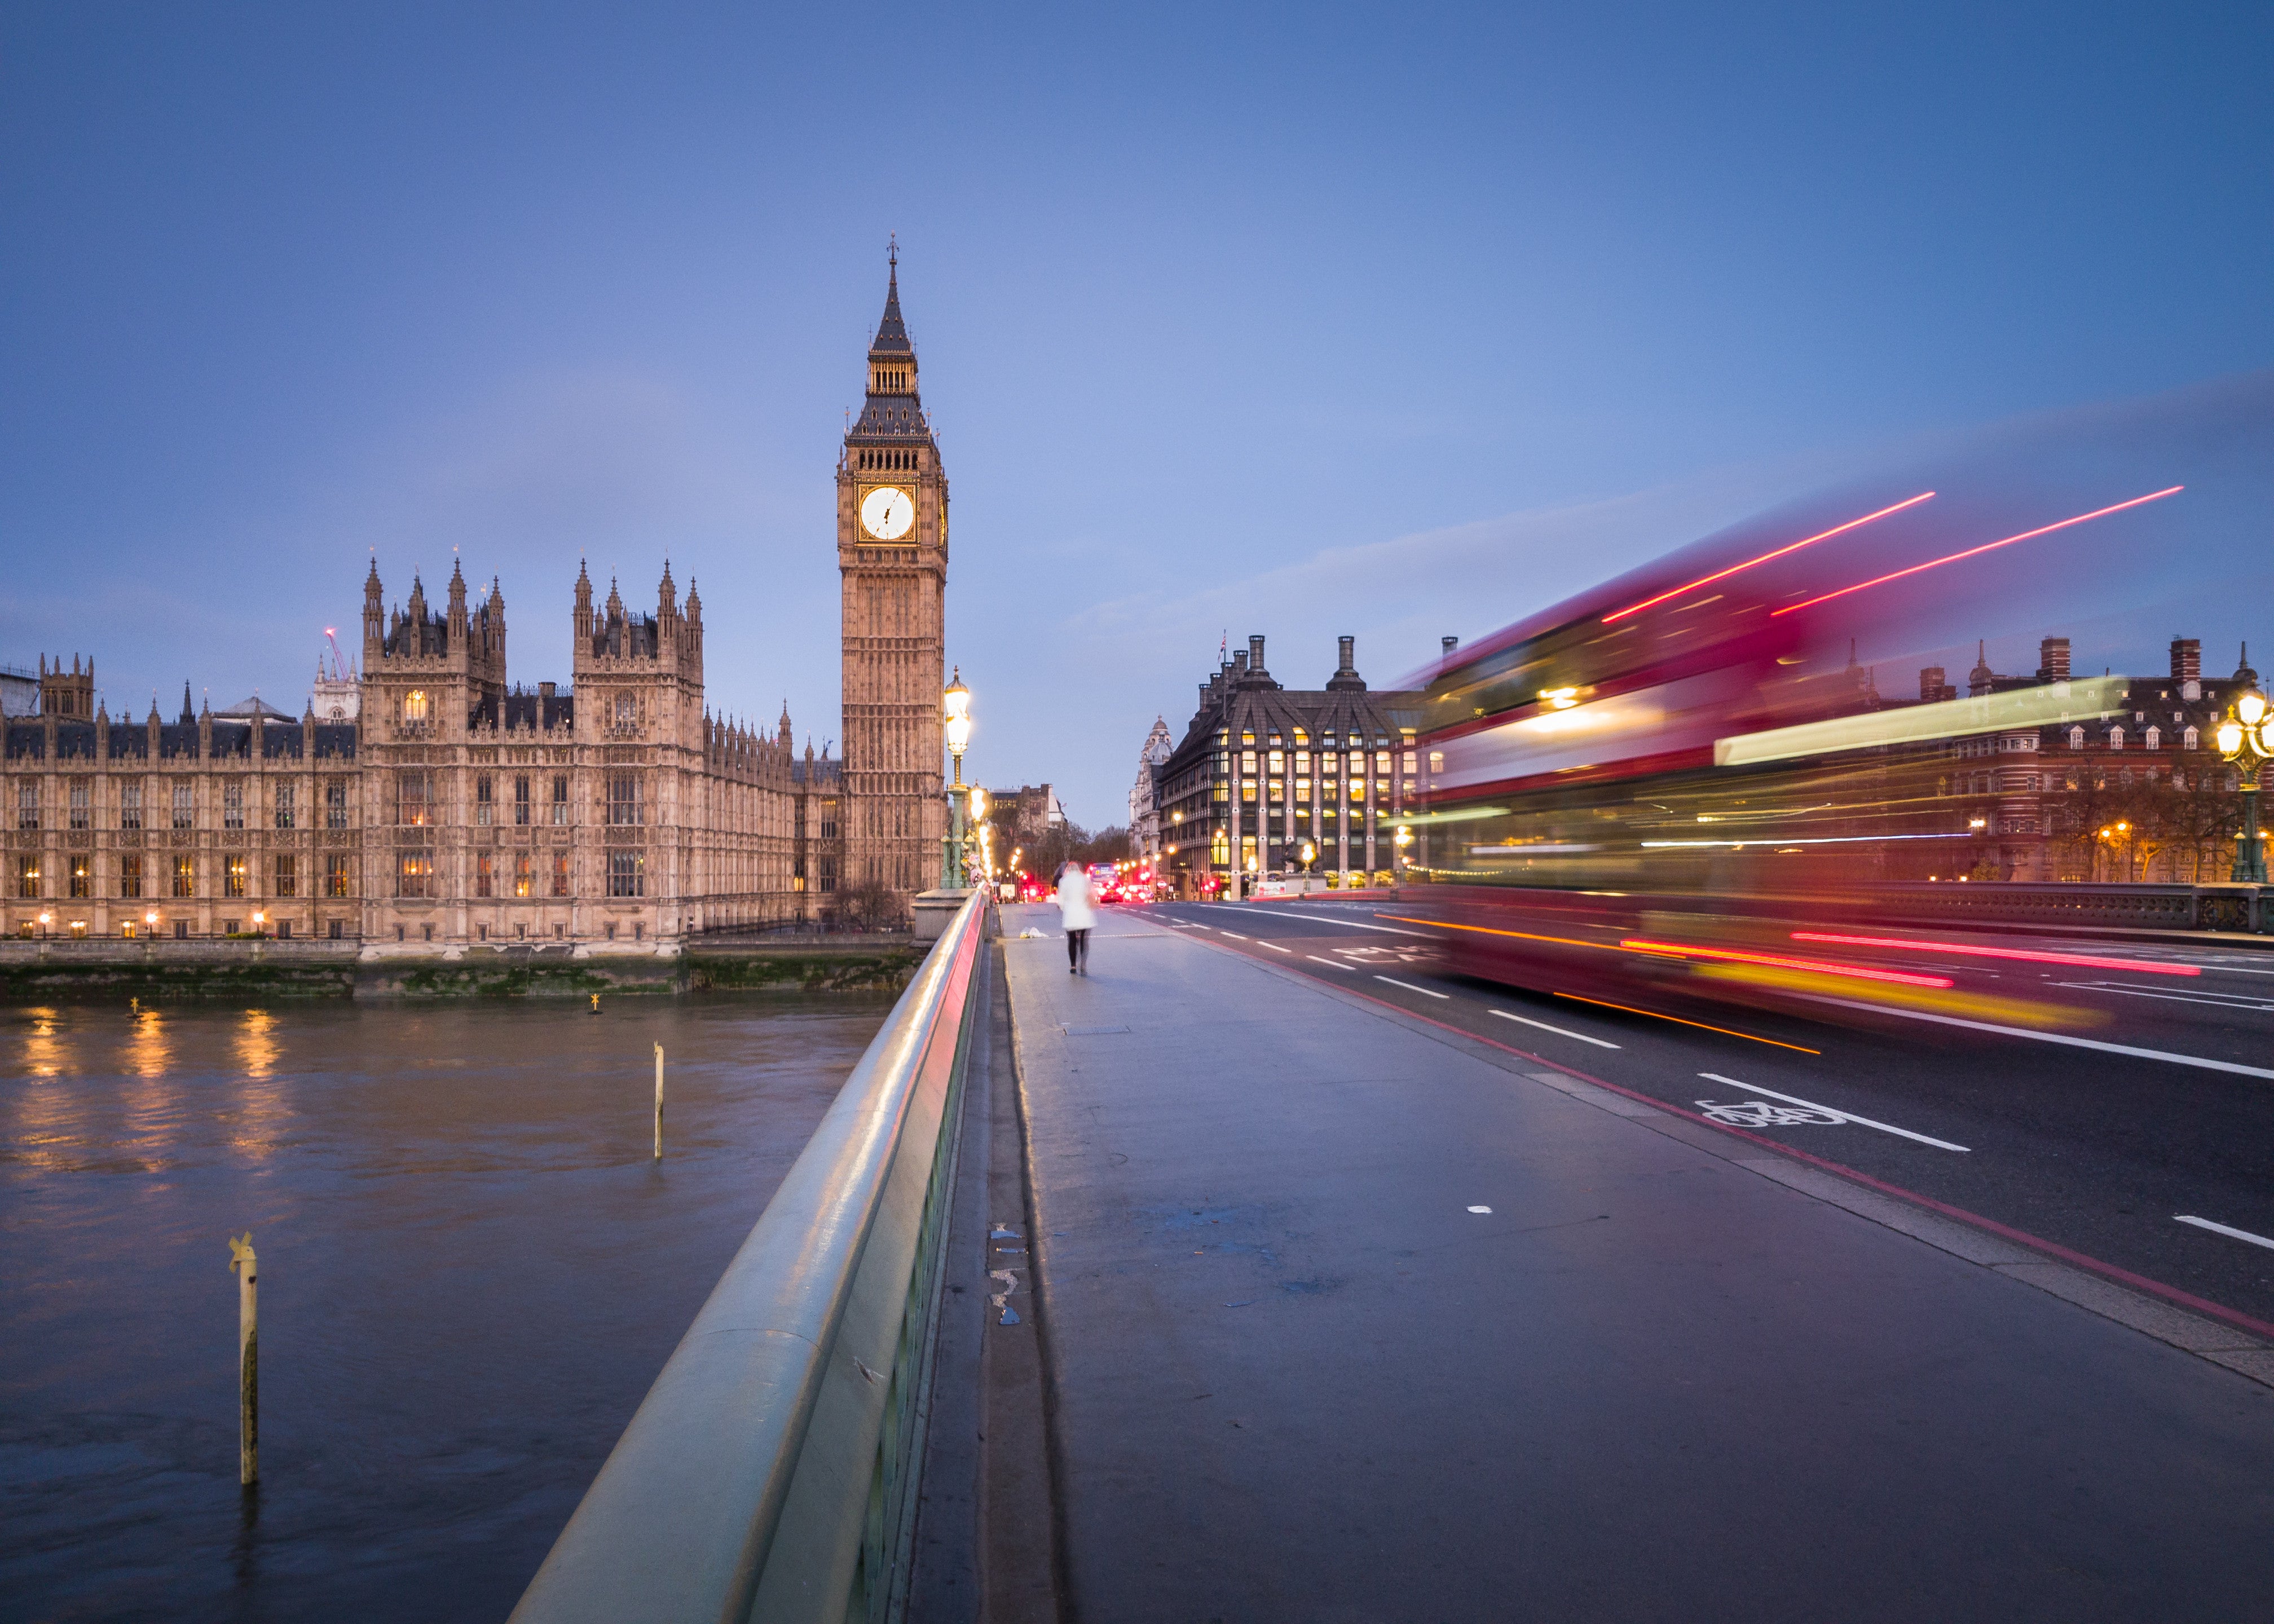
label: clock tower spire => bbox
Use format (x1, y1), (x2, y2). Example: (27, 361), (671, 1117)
(838, 242), (948, 911)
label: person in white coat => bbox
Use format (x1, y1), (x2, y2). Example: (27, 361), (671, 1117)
(1055, 861), (1098, 974)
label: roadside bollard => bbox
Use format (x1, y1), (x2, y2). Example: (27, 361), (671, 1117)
(589, 992), (601, 1014)
(653, 1043), (664, 1160)
(228, 1232), (258, 1486)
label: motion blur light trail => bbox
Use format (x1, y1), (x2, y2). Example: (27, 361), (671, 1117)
(1601, 490), (1936, 624)
(1789, 932), (2203, 976)
(1618, 938), (1956, 988)
(1769, 486), (2184, 616)
(1550, 991), (1822, 1053)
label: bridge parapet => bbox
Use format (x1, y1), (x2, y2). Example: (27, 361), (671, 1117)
(509, 891), (988, 1624)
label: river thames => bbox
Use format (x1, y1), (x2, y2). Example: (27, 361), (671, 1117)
(0, 993), (895, 1623)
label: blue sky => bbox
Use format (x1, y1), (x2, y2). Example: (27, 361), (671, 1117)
(3, 4), (2270, 822)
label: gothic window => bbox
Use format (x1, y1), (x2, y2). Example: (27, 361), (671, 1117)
(274, 782), (294, 829)
(16, 782), (36, 830)
(476, 776), (493, 826)
(120, 853), (142, 899)
(608, 774), (641, 825)
(515, 775), (532, 826)
(396, 771), (433, 826)
(223, 780), (244, 830)
(223, 854), (247, 898)
(174, 855), (194, 897)
(607, 849), (645, 897)
(121, 780), (142, 830)
(514, 852), (534, 898)
(396, 852), (433, 899)
(172, 782), (193, 829)
(274, 854), (297, 898)
(552, 775), (569, 825)
(476, 852), (494, 898)
(69, 854), (90, 899)
(614, 693), (637, 727)
(15, 854), (37, 898)
(404, 689), (429, 722)
(326, 778), (349, 829)
(552, 852), (570, 897)
(68, 779), (89, 831)
(325, 854), (351, 898)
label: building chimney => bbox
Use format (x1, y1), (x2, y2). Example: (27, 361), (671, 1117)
(1233, 650), (1248, 676)
(2170, 637), (2200, 682)
(1248, 634), (1266, 672)
(2037, 637), (2071, 683)
(1442, 636), (1458, 656)
(1338, 634), (1355, 672)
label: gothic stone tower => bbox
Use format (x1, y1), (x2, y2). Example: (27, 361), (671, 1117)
(838, 245), (947, 903)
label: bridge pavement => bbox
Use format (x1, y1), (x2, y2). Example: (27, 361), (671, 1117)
(993, 903), (2274, 1621)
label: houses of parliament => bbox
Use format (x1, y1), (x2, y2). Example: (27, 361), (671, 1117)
(0, 258), (949, 948)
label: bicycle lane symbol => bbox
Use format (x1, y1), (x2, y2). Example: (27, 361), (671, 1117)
(1694, 1098), (1845, 1128)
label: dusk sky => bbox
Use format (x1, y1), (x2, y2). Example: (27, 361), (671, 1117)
(4, 5), (2271, 824)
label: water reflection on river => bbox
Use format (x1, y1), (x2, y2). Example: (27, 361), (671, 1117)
(0, 993), (894, 1623)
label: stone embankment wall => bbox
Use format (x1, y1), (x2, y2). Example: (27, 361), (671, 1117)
(0, 938), (919, 1003)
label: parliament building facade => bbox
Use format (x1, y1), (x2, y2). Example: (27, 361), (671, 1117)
(0, 258), (948, 952)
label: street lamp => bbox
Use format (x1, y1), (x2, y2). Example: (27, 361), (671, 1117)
(942, 669), (973, 889)
(2218, 682), (2273, 883)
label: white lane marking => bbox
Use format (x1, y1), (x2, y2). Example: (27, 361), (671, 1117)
(2051, 980), (2274, 1012)
(1376, 976), (1449, 999)
(1223, 905), (1433, 938)
(1788, 994), (2274, 1081)
(1307, 955), (1353, 969)
(1220, 932), (1249, 940)
(1697, 1073), (1971, 1152)
(1467, 1205), (1493, 1214)
(1258, 941), (1293, 954)
(2175, 1215), (2274, 1251)
(1490, 1009), (1620, 1049)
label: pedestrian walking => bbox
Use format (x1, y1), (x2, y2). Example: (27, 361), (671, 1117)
(1056, 860), (1096, 974)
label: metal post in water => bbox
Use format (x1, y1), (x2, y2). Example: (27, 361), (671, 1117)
(653, 1043), (664, 1160)
(228, 1232), (258, 1485)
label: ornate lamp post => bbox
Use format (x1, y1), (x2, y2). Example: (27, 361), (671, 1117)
(2216, 682), (2271, 884)
(942, 670), (972, 890)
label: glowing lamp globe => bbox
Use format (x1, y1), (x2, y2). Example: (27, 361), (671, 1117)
(2220, 721), (2246, 755)
(2241, 690), (2268, 728)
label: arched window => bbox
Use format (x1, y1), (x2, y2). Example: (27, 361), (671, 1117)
(2144, 726), (2161, 750)
(404, 689), (429, 722)
(2068, 726), (2084, 749)
(2108, 726), (2124, 749)
(2184, 726), (2199, 751)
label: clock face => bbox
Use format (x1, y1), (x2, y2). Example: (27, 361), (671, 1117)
(861, 485), (915, 540)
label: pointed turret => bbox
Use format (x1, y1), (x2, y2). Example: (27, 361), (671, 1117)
(447, 558), (469, 635)
(2238, 642), (2260, 687)
(871, 236), (912, 358)
(1968, 640), (1995, 698)
(779, 700), (792, 749)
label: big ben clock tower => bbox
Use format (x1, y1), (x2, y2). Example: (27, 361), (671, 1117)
(839, 241), (947, 906)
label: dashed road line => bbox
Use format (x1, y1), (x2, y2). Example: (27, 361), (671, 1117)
(1376, 976), (1449, 999)
(1490, 1009), (1620, 1049)
(1257, 941), (1292, 954)
(2175, 1215), (2274, 1252)
(1307, 956), (1352, 970)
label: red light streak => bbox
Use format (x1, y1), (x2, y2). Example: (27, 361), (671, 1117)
(1603, 491), (1935, 624)
(1790, 932), (2200, 976)
(1769, 486), (2183, 617)
(1620, 938), (1954, 988)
